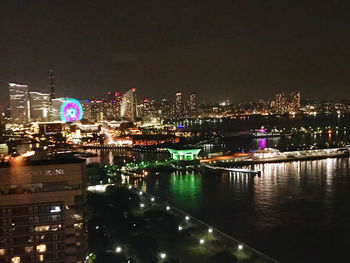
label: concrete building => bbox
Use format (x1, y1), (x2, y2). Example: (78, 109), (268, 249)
(0, 156), (87, 263)
(9, 83), (30, 124)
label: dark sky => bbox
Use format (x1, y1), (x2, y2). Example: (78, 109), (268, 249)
(1, 0), (350, 104)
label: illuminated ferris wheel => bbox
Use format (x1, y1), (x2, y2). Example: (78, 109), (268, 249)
(59, 98), (83, 123)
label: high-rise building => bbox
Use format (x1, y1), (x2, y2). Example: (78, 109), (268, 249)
(121, 88), (137, 121)
(188, 93), (197, 115)
(175, 92), (183, 117)
(105, 92), (122, 121)
(273, 91), (301, 114)
(0, 156), (87, 263)
(90, 100), (105, 122)
(159, 98), (171, 118)
(9, 83), (30, 124)
(290, 91), (301, 113)
(29, 92), (50, 122)
(79, 100), (92, 122)
(49, 98), (63, 122)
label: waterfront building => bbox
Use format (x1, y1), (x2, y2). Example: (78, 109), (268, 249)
(0, 155), (87, 263)
(9, 83), (30, 124)
(252, 148), (281, 159)
(29, 92), (50, 122)
(121, 88), (137, 121)
(167, 148), (201, 161)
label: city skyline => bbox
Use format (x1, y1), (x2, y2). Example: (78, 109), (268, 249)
(1, 1), (350, 105)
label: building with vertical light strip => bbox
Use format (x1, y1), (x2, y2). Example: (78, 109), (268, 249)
(120, 88), (137, 121)
(0, 157), (87, 263)
(9, 83), (30, 124)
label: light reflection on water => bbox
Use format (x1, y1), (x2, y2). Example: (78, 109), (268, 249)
(142, 157), (350, 263)
(87, 149), (350, 262)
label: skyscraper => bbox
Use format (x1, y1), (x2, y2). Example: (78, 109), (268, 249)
(29, 92), (50, 122)
(189, 93), (197, 115)
(175, 92), (182, 117)
(9, 83), (30, 124)
(121, 88), (137, 121)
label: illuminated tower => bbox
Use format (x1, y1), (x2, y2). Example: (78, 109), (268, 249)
(9, 83), (30, 123)
(49, 68), (55, 100)
(121, 88), (138, 121)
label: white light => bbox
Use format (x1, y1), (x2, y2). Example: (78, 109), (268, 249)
(151, 197), (155, 202)
(178, 225), (183, 231)
(238, 244), (243, 250)
(208, 228), (213, 233)
(128, 185), (132, 189)
(140, 203), (144, 208)
(199, 239), (205, 244)
(160, 253), (166, 259)
(139, 191), (143, 195)
(166, 206), (170, 211)
(50, 206), (61, 213)
(185, 216), (190, 221)
(116, 246), (122, 253)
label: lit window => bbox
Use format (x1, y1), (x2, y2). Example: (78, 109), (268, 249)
(50, 206), (61, 213)
(0, 249), (6, 255)
(24, 246), (34, 253)
(39, 254), (44, 262)
(36, 244), (46, 253)
(11, 256), (20, 263)
(35, 225), (50, 232)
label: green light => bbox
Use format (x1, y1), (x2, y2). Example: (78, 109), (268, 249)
(167, 148), (201, 161)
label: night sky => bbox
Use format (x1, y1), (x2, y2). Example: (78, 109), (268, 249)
(1, 0), (350, 104)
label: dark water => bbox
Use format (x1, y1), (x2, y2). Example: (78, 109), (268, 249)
(139, 159), (350, 263)
(87, 115), (350, 263)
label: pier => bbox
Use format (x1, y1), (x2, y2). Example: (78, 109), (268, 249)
(203, 164), (261, 176)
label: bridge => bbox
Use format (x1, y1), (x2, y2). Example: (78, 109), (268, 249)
(203, 164), (261, 176)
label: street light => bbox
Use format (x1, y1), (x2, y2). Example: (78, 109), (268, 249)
(178, 225), (183, 231)
(166, 206), (170, 211)
(160, 252), (166, 259)
(115, 246), (122, 253)
(199, 239), (205, 245)
(208, 228), (213, 234)
(238, 244), (243, 250)
(151, 197), (155, 202)
(185, 216), (190, 221)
